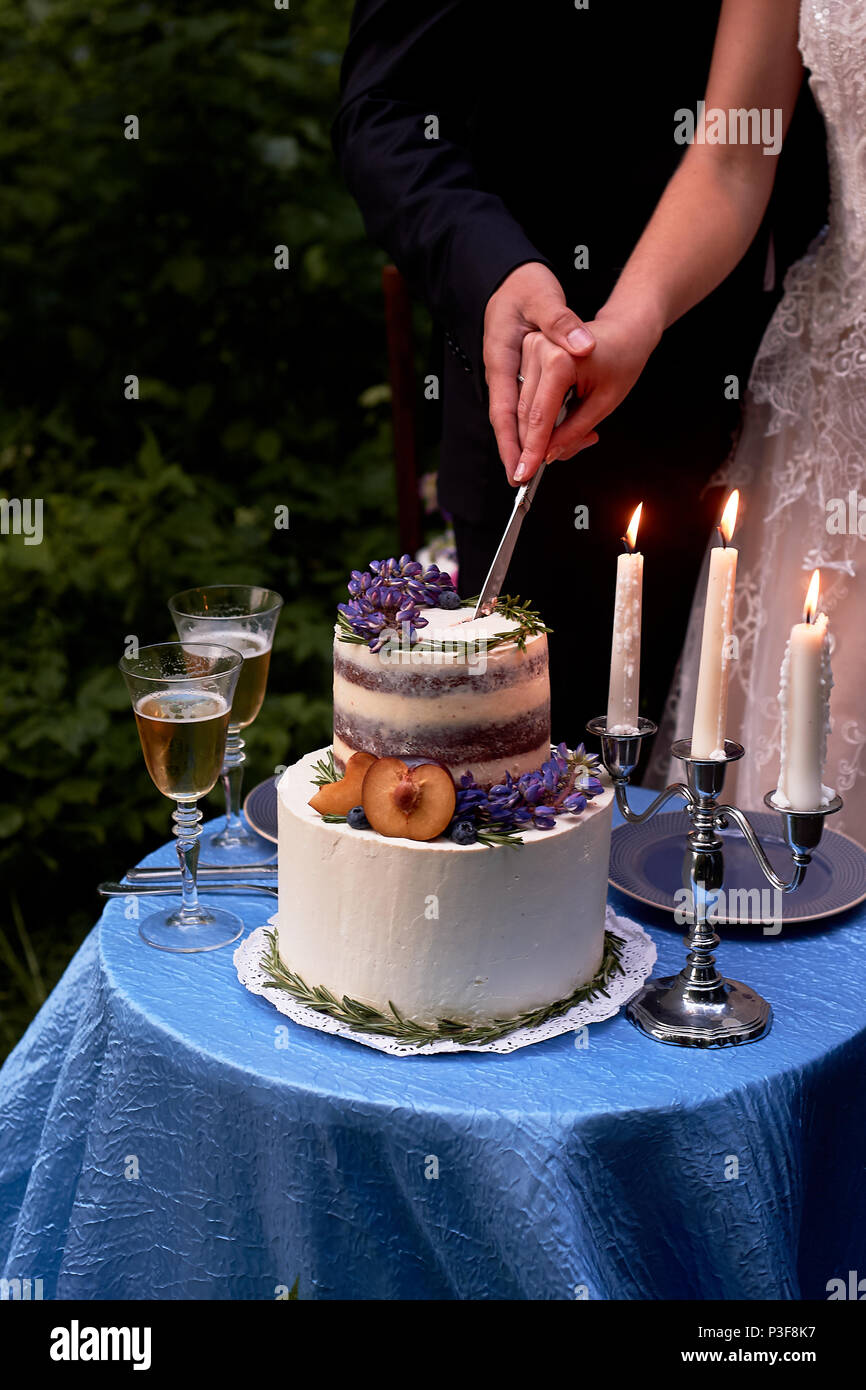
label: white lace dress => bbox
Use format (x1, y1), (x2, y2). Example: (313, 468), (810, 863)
(649, 0), (866, 842)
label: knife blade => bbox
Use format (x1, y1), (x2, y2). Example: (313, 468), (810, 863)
(473, 389), (573, 619)
(472, 463), (547, 618)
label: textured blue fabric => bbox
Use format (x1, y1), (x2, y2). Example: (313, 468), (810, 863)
(1, 794), (865, 1301)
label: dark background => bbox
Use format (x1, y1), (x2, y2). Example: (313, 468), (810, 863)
(0, 0), (443, 1056)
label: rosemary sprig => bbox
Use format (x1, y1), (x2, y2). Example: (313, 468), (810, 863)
(458, 593), (552, 652)
(336, 611), (367, 645)
(260, 929), (626, 1046)
(475, 827), (524, 848)
(310, 750), (339, 786)
(337, 594), (550, 654)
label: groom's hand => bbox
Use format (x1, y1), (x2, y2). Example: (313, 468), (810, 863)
(483, 263), (595, 484)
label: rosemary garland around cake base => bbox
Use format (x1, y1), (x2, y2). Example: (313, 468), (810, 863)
(259, 927), (625, 1047)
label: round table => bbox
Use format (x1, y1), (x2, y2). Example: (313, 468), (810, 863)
(2, 793), (865, 1301)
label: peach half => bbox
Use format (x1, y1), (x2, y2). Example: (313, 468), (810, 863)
(361, 757), (456, 841)
(309, 751), (377, 815)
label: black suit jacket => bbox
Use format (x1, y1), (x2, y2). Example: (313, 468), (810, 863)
(333, 0), (827, 524)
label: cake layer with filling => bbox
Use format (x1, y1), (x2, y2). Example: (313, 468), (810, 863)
(333, 607), (550, 787)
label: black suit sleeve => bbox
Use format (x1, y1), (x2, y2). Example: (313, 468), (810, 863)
(332, 0), (550, 385)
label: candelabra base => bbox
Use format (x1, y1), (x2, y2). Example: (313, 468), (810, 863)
(626, 975), (772, 1048)
(587, 713), (838, 1049)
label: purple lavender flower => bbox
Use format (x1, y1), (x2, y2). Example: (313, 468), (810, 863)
(579, 776), (605, 796)
(451, 747), (605, 842)
(519, 778), (546, 806)
(338, 557), (459, 651)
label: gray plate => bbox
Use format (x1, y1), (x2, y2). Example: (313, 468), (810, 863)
(610, 810), (866, 924)
(243, 775), (280, 845)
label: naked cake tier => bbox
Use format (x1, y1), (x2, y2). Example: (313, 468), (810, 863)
(333, 607), (551, 788)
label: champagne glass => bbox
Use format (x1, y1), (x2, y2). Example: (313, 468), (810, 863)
(168, 585), (283, 863)
(120, 641), (243, 952)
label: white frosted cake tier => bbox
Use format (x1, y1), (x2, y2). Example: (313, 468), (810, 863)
(333, 606), (550, 788)
(276, 748), (615, 1027)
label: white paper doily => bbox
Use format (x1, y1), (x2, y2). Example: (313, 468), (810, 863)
(234, 906), (655, 1056)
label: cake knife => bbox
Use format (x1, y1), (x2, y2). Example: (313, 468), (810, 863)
(473, 389), (573, 619)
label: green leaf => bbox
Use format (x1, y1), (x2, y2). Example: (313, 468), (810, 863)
(254, 429), (281, 463)
(0, 806), (24, 839)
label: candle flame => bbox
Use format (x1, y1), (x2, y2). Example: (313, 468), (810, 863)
(804, 568), (820, 623)
(625, 502), (642, 552)
(719, 490), (739, 545)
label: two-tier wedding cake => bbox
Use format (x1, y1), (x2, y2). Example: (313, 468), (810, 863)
(273, 557), (615, 1035)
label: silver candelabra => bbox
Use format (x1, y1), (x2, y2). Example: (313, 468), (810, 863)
(587, 716), (842, 1048)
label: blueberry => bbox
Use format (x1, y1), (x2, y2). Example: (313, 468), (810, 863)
(438, 589), (461, 610)
(450, 819), (478, 846)
(347, 805), (371, 830)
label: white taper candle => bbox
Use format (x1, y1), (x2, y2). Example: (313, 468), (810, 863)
(691, 490), (739, 758)
(775, 570), (834, 810)
(607, 504), (643, 734)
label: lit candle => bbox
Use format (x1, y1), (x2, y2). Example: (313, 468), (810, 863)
(774, 569), (834, 810)
(607, 503), (643, 734)
(691, 490), (739, 758)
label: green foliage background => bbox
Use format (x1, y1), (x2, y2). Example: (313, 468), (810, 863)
(0, 0), (406, 1056)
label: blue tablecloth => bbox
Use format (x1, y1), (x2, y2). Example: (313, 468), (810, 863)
(2, 793), (865, 1301)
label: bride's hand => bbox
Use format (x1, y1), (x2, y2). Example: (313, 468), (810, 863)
(515, 311), (661, 481)
(514, 332), (598, 482)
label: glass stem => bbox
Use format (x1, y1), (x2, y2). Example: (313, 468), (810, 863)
(172, 801), (204, 919)
(221, 726), (246, 834)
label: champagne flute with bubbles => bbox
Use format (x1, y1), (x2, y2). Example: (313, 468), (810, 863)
(120, 642), (242, 951)
(168, 585), (283, 863)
